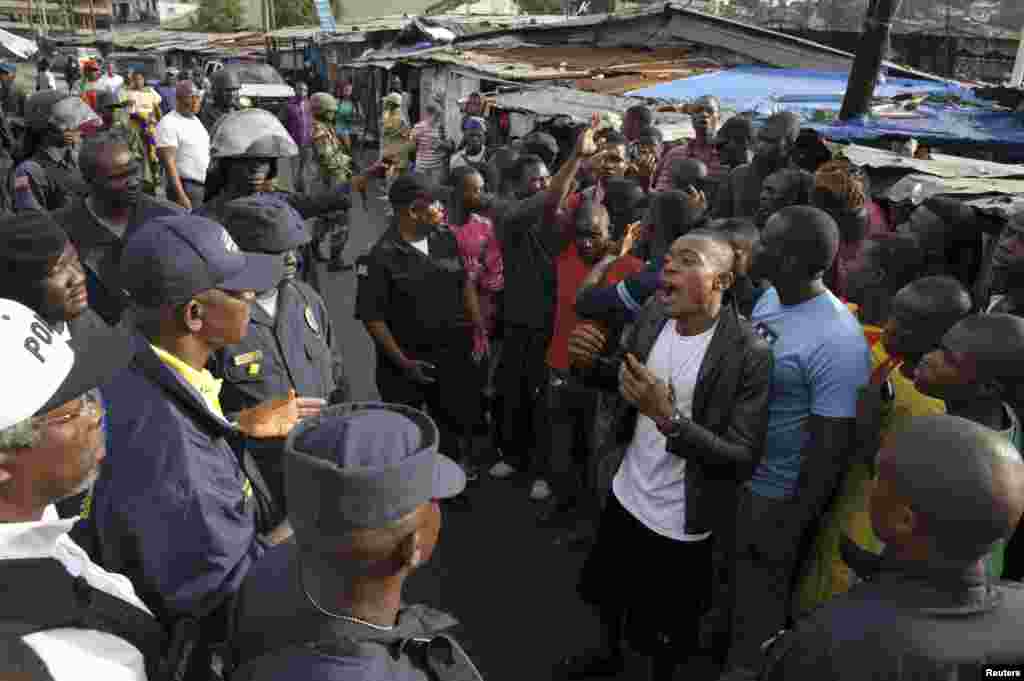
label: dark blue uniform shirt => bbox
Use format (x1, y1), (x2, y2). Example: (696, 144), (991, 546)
(77, 340), (267, 623)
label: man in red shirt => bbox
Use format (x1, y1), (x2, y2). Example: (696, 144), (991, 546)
(535, 199), (614, 527)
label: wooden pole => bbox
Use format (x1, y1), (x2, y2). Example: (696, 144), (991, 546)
(1012, 23), (1024, 87)
(839, 0), (903, 120)
(90, 0), (96, 33)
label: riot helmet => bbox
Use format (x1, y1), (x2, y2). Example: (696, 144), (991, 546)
(212, 108), (298, 194)
(210, 68), (241, 109)
(25, 91), (101, 135)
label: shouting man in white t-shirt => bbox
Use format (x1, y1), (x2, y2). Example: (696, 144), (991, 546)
(562, 228), (774, 681)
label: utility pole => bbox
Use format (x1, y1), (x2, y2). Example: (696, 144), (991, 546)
(839, 0), (904, 120)
(1012, 23), (1024, 86)
(945, 4), (954, 77)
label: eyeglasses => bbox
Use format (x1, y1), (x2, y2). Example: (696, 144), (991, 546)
(34, 388), (104, 427)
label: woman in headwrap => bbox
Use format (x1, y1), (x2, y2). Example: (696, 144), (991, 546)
(450, 116), (488, 172)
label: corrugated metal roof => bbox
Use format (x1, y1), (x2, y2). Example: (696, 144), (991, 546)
(880, 173), (1024, 218)
(491, 85), (695, 136)
(267, 13), (564, 44)
(837, 143), (1024, 179)
(451, 3), (953, 83)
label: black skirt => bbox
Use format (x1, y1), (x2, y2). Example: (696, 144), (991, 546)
(578, 492), (713, 658)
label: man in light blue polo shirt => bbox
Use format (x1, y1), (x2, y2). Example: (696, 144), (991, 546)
(722, 206), (870, 680)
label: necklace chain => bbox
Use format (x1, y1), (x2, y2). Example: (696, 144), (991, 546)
(298, 559), (396, 631)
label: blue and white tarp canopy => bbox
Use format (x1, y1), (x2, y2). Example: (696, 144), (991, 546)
(628, 64), (958, 115)
(628, 65), (1024, 150)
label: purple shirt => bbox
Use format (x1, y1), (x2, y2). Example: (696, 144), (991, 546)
(285, 98), (313, 146)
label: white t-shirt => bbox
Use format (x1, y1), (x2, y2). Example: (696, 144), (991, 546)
(409, 238), (429, 256)
(613, 320), (717, 542)
(0, 517), (151, 681)
(155, 110), (211, 183)
(255, 289), (279, 319)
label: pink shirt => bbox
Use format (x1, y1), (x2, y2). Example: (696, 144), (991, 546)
(452, 214), (504, 335)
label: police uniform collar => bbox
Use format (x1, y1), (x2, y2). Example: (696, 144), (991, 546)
(385, 224), (442, 247)
(133, 338), (236, 436)
(841, 536), (1001, 615)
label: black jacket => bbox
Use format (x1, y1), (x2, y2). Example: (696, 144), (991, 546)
(584, 298), (773, 537)
(57, 194), (184, 325)
(760, 541), (1024, 680)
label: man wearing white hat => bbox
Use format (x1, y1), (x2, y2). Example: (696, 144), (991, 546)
(0, 299), (162, 681)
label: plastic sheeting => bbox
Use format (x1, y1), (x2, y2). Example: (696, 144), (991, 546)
(628, 65), (1024, 148)
(628, 65), (957, 113)
(0, 28), (36, 60)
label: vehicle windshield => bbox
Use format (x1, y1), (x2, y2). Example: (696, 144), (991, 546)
(112, 56), (160, 80)
(225, 63), (287, 85)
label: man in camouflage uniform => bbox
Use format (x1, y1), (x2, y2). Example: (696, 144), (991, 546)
(96, 90), (159, 195)
(310, 92), (353, 272)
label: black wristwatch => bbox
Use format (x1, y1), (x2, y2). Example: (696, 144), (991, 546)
(656, 408), (687, 438)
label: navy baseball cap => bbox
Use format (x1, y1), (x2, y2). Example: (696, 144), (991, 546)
(221, 194), (311, 253)
(284, 402), (466, 543)
(120, 214), (284, 307)
(387, 173), (447, 207)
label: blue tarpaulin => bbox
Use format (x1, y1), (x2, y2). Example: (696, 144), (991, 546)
(628, 65), (957, 114)
(628, 65), (1024, 149)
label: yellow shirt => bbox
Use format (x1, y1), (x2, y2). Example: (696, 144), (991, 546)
(795, 323), (945, 617)
(150, 344), (253, 499)
(863, 325), (946, 439)
(150, 344), (225, 419)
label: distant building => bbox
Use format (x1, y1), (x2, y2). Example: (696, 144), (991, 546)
(113, 0), (158, 23)
(157, 0), (198, 22)
(1, 0), (114, 29)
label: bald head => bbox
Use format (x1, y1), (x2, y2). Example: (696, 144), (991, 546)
(876, 415), (1024, 563)
(670, 158), (709, 192)
(944, 313), (1024, 385)
(758, 206), (839, 281)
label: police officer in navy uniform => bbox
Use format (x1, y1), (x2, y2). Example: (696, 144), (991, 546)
(229, 402), (483, 681)
(356, 173), (483, 479)
(73, 214), (311, 681)
(212, 194), (349, 516)
(13, 91), (98, 213)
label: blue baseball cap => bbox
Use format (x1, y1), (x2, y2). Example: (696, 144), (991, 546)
(0, 63), (16, 75)
(284, 402), (466, 542)
(120, 214), (284, 307)
(221, 194), (311, 253)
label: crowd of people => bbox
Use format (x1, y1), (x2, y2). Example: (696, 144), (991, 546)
(0, 58), (1023, 681)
